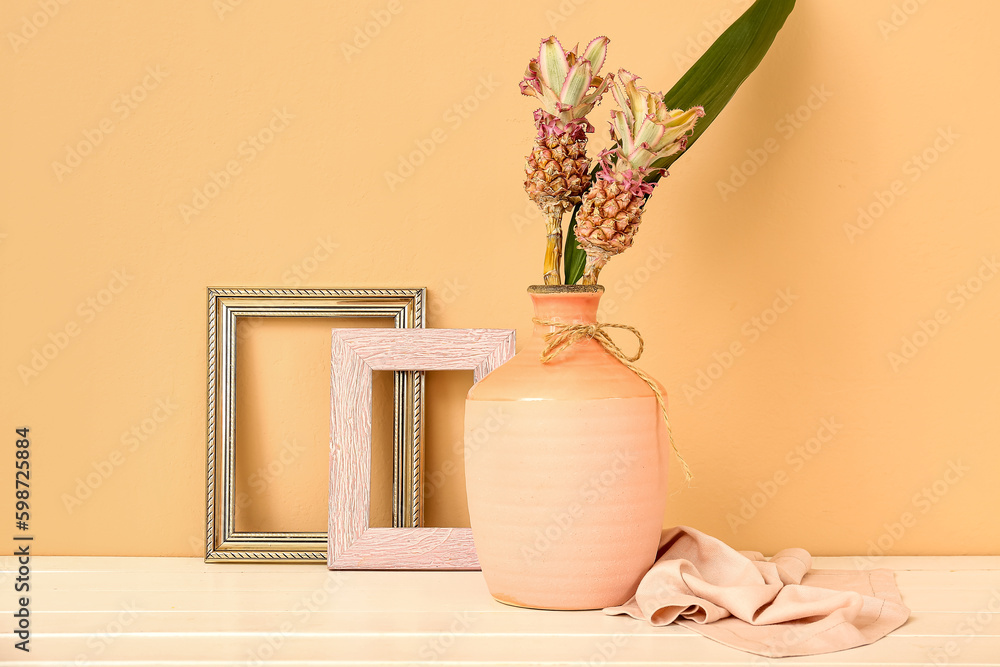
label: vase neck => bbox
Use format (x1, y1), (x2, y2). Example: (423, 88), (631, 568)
(529, 289), (602, 339)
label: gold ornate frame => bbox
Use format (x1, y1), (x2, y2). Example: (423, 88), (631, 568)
(205, 287), (425, 562)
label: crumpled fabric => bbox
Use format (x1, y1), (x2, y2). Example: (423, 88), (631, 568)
(604, 526), (910, 657)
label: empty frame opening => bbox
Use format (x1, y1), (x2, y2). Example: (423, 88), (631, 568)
(368, 371), (394, 528)
(233, 316), (395, 533)
(423, 370), (475, 529)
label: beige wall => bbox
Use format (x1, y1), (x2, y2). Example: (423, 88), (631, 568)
(2, 0), (998, 557)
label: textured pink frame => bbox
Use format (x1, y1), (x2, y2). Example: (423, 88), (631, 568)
(329, 328), (516, 570)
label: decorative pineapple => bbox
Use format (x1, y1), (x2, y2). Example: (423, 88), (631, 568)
(574, 70), (704, 285)
(521, 36), (611, 284)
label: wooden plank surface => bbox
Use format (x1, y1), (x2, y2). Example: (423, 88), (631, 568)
(0, 556), (1000, 577)
(1, 556), (998, 665)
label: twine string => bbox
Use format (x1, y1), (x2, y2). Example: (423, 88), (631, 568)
(533, 317), (693, 483)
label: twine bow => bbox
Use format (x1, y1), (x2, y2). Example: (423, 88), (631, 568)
(533, 318), (693, 482)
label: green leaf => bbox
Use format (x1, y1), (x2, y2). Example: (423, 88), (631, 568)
(564, 0), (795, 285)
(562, 195), (589, 286)
(652, 0), (795, 175)
(562, 204), (588, 286)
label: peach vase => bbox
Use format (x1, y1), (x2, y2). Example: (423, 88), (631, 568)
(464, 285), (670, 610)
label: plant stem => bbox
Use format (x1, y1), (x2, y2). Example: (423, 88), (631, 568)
(580, 252), (607, 285)
(543, 211), (563, 285)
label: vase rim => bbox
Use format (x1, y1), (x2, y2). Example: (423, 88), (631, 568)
(527, 284), (604, 294)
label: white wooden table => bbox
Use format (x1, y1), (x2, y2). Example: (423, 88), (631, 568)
(1, 556), (998, 665)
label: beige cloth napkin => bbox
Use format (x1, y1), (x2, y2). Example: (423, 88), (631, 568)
(604, 526), (910, 657)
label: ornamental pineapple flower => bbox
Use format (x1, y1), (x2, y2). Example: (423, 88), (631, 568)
(575, 70), (704, 284)
(521, 35), (611, 284)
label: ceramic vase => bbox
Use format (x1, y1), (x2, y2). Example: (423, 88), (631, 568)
(464, 285), (670, 610)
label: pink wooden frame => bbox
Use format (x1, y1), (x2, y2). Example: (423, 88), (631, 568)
(329, 328), (516, 570)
